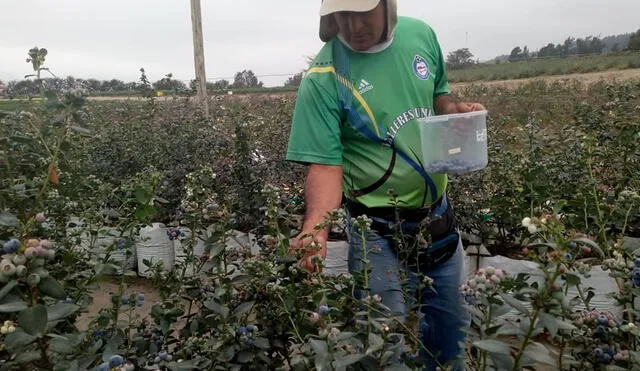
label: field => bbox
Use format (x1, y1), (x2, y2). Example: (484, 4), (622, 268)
(0, 74), (639, 370)
(448, 51), (640, 82)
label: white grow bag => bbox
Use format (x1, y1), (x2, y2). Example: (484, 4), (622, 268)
(136, 223), (174, 277)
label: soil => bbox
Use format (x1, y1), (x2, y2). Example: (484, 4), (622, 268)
(76, 275), (163, 331)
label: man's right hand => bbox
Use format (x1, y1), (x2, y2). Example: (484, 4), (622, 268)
(290, 163), (343, 273)
(290, 229), (328, 273)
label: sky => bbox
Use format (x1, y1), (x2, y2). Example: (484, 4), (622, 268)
(1, 0), (639, 87)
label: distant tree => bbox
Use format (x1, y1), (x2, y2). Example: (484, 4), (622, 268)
(212, 79), (230, 90)
(231, 70), (263, 89)
(101, 79), (127, 92)
(611, 43), (620, 53)
(153, 73), (187, 92)
(446, 48), (476, 69)
(509, 46), (523, 61)
(189, 79), (230, 92)
(284, 72), (304, 87)
(522, 46), (530, 59)
(7, 80), (39, 97)
(589, 37), (605, 54)
(538, 43), (557, 57)
(85, 78), (102, 92)
(629, 29), (640, 51)
(563, 37), (576, 55)
(576, 37), (593, 55)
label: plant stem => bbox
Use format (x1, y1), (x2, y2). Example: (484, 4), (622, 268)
(575, 283), (591, 312)
(511, 309), (540, 371)
(276, 293), (303, 343)
(586, 149), (611, 255)
(558, 337), (566, 370)
(37, 337), (52, 369)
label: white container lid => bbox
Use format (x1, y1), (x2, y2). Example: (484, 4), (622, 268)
(418, 110), (488, 125)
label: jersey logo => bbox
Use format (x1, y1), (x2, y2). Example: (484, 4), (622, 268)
(413, 55), (430, 80)
(357, 79), (373, 94)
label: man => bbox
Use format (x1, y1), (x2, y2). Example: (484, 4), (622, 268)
(286, 0), (485, 368)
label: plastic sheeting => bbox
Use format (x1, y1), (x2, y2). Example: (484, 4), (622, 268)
(323, 240), (624, 315)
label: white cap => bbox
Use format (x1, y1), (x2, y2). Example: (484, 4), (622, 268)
(319, 0), (381, 16)
(318, 0), (398, 42)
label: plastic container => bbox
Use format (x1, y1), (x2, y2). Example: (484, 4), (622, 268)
(417, 110), (488, 174)
(136, 223), (174, 277)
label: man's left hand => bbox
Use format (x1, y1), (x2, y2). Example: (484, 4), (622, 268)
(434, 94), (486, 115)
(454, 102), (486, 113)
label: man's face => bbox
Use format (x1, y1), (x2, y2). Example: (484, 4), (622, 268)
(333, 1), (386, 51)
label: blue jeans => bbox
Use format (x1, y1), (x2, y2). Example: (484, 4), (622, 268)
(346, 214), (470, 370)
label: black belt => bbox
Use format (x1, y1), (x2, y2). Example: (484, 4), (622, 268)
(345, 195), (445, 223)
(344, 195), (459, 271)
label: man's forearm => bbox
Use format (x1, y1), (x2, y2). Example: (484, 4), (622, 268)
(301, 164), (343, 237)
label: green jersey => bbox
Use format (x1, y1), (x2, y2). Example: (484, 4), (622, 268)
(286, 16), (451, 209)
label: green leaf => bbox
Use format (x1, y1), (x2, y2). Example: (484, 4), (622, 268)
(564, 273), (581, 286)
(4, 327), (37, 350)
(368, 333), (384, 353)
(134, 204), (157, 221)
(134, 187), (153, 205)
(208, 242), (226, 258)
(233, 301), (254, 316)
(217, 345), (235, 362)
(0, 211), (20, 227)
(44, 91), (64, 109)
(166, 360), (200, 370)
(523, 342), (556, 366)
(15, 350), (41, 363)
(500, 293), (530, 315)
(473, 339), (511, 356)
(333, 354), (365, 368)
(37, 276), (66, 299)
(237, 350), (254, 363)
(18, 304), (47, 337)
(54, 359), (79, 371)
(203, 299), (229, 316)
(556, 319), (577, 332)
(78, 355), (99, 370)
(70, 125), (91, 135)
(0, 280), (18, 301)
(538, 311), (558, 337)
(489, 353), (515, 370)
(310, 338), (330, 369)
(102, 333), (124, 362)
(230, 274), (251, 286)
(253, 337), (270, 350)
(47, 303), (79, 322)
(496, 322), (525, 337)
(48, 336), (75, 354)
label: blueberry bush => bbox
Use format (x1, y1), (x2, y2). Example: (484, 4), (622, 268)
(1, 49), (639, 369)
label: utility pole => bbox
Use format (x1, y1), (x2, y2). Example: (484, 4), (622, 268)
(190, 0), (209, 116)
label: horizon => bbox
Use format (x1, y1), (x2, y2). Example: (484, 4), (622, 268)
(1, 0), (639, 87)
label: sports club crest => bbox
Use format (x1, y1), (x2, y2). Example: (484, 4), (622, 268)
(413, 55), (430, 80)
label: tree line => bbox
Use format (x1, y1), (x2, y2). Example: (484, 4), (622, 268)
(0, 69), (282, 97)
(445, 29), (640, 69)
